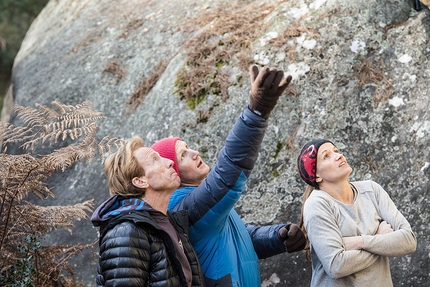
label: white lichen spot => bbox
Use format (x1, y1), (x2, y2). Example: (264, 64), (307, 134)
(275, 51), (286, 62)
(410, 121), (430, 138)
(254, 52), (270, 65)
(286, 62), (310, 80)
(267, 31), (278, 39)
(259, 31), (279, 46)
(261, 273), (281, 287)
(296, 35), (316, 49)
(145, 131), (156, 142)
(398, 54), (412, 63)
(421, 162), (430, 172)
(409, 74), (417, 82)
(388, 96), (404, 107)
(378, 21), (387, 28)
(310, 0), (327, 10)
(350, 40), (366, 53)
(289, 4), (309, 20)
(391, 135), (397, 142)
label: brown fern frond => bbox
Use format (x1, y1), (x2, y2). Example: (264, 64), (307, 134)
(35, 103), (61, 120)
(41, 143), (95, 172)
(0, 101), (121, 285)
(0, 154), (53, 204)
(36, 242), (94, 287)
(16, 200), (94, 234)
(98, 136), (125, 163)
(0, 123), (36, 148)
(4, 101), (105, 151)
(14, 105), (48, 127)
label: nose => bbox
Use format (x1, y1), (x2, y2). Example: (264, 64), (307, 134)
(334, 152), (344, 160)
(166, 158), (174, 168)
(190, 149), (199, 159)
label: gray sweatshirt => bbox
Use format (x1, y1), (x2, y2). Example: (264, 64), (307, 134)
(303, 180), (416, 287)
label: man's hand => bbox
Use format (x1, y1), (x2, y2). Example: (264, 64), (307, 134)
(249, 65), (292, 119)
(278, 223), (306, 253)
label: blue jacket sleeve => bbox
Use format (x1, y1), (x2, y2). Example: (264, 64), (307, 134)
(172, 107), (268, 230)
(246, 223), (287, 259)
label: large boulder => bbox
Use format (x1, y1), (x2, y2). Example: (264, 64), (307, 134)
(5, 0), (429, 285)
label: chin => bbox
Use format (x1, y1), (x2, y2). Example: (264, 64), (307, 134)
(203, 166), (210, 176)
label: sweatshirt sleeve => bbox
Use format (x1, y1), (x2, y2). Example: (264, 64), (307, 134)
(361, 181), (417, 257)
(174, 107), (268, 229)
(246, 223), (286, 259)
(304, 194), (380, 279)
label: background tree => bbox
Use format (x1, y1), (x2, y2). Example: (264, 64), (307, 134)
(0, 0), (49, 111)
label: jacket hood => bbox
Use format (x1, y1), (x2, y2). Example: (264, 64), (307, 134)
(91, 195), (151, 227)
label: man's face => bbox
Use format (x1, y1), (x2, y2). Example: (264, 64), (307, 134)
(175, 140), (210, 186)
(133, 147), (180, 192)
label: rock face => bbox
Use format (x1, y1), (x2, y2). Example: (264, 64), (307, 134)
(5, 0), (429, 286)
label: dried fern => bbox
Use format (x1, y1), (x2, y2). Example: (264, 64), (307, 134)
(0, 101), (123, 286)
(3, 100), (105, 150)
(98, 136), (126, 163)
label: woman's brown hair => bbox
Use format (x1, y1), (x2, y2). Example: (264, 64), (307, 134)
(299, 185), (316, 261)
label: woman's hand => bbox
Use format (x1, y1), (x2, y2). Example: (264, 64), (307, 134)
(376, 221), (394, 235)
(342, 236), (364, 251)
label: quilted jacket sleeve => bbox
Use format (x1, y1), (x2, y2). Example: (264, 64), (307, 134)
(97, 221), (151, 287)
(246, 223), (286, 259)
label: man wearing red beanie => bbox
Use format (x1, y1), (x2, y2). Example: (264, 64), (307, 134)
(152, 65), (306, 287)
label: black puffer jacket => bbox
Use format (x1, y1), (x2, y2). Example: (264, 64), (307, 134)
(92, 196), (205, 287)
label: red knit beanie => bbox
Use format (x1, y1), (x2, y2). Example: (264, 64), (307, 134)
(151, 137), (181, 176)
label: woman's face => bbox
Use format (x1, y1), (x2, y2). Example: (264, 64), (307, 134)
(315, 142), (352, 185)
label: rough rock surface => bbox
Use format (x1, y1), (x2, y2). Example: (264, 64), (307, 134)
(4, 0), (429, 286)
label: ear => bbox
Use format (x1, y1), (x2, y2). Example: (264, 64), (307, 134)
(315, 174), (322, 183)
(132, 176), (149, 189)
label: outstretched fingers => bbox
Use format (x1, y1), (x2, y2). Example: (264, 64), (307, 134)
(252, 66), (271, 88)
(261, 68), (280, 89)
(278, 75), (292, 93)
(249, 65), (260, 84)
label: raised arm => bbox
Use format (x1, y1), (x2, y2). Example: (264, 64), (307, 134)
(175, 66), (292, 229)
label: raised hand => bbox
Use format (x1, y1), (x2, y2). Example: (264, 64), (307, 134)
(249, 65), (292, 119)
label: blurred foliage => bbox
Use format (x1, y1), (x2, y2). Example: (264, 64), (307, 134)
(0, 0), (49, 112)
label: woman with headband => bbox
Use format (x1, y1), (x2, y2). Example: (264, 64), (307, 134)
(297, 139), (416, 287)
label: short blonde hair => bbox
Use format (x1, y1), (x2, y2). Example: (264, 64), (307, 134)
(104, 136), (145, 197)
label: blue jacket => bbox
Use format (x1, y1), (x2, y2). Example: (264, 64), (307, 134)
(168, 107), (286, 287)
